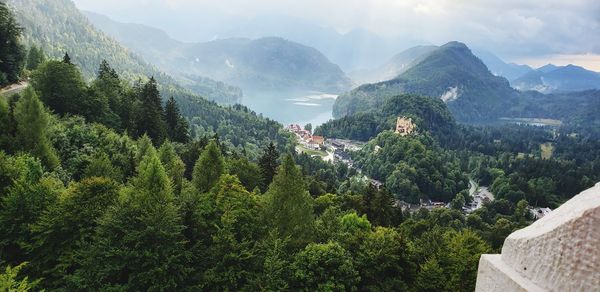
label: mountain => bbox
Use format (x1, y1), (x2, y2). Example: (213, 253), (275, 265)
(474, 49), (533, 81)
(334, 42), (523, 123)
(84, 12), (352, 94)
(82, 11), (242, 104)
(174, 37), (353, 93)
(512, 64), (600, 93)
(316, 93), (455, 141)
(6, 0), (289, 149)
(349, 45), (438, 84)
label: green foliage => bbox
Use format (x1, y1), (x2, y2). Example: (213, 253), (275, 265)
(31, 60), (87, 116)
(292, 242), (359, 291)
(192, 141), (224, 193)
(227, 156), (263, 192)
(28, 177), (119, 287)
(0, 154), (62, 265)
(355, 131), (468, 203)
(0, 263), (39, 291)
(318, 94), (455, 141)
(258, 142), (279, 190)
(265, 154), (314, 248)
(74, 151), (188, 290)
(25, 45), (45, 71)
(0, 2), (26, 85)
(164, 96), (190, 143)
(13, 87), (59, 168)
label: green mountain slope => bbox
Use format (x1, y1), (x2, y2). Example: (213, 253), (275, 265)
(512, 64), (600, 93)
(316, 93), (455, 141)
(334, 42), (525, 123)
(82, 11), (242, 104)
(83, 12), (352, 93)
(6, 0), (290, 150)
(349, 45), (438, 84)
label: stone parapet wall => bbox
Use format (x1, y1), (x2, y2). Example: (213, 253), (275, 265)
(475, 182), (600, 291)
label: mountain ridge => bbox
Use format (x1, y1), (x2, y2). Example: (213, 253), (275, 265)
(84, 11), (353, 94)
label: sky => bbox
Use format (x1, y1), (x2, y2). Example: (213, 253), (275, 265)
(72, 0), (600, 71)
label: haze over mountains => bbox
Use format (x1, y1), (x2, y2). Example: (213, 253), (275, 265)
(512, 64), (600, 93)
(85, 12), (352, 94)
(334, 41), (600, 129)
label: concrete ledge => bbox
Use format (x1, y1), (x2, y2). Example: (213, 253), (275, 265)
(476, 182), (600, 292)
(476, 255), (544, 292)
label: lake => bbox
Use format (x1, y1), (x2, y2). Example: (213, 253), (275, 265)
(242, 91), (337, 127)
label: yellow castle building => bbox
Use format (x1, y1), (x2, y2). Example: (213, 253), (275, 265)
(395, 116), (415, 136)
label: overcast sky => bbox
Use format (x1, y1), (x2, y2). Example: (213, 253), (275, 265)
(72, 0), (600, 70)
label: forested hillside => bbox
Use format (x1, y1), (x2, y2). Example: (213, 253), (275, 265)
(6, 0), (242, 104)
(0, 3), (540, 290)
(334, 41), (600, 129)
(5, 0), (291, 153)
(84, 12), (353, 93)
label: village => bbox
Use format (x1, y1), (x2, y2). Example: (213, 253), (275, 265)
(286, 117), (551, 219)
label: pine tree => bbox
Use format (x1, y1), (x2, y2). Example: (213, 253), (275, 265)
(264, 154), (314, 248)
(258, 142), (279, 191)
(163, 96), (189, 143)
(13, 88), (59, 168)
(91, 60), (122, 129)
(133, 77), (166, 144)
(0, 98), (11, 150)
(74, 151), (188, 290)
(31, 60), (86, 116)
(28, 177), (119, 288)
(159, 140), (185, 196)
(192, 140), (224, 193)
(62, 52), (71, 64)
(0, 3), (26, 85)
(25, 45), (46, 71)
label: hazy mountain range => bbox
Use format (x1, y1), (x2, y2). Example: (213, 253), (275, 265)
(334, 41), (600, 126)
(512, 64), (600, 93)
(85, 11), (353, 94)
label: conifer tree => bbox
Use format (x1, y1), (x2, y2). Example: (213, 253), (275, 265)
(31, 60), (86, 116)
(164, 96), (189, 143)
(13, 88), (59, 168)
(91, 60), (122, 128)
(192, 140), (224, 193)
(0, 3), (26, 85)
(75, 151), (188, 290)
(0, 98), (11, 150)
(134, 77), (167, 144)
(28, 177), (119, 288)
(159, 140), (185, 195)
(258, 142), (279, 190)
(264, 154), (314, 248)
(26, 45), (46, 71)
(62, 52), (71, 64)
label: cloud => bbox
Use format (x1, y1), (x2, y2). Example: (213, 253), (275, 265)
(72, 0), (600, 59)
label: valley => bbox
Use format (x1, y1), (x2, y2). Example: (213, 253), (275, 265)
(0, 0), (599, 291)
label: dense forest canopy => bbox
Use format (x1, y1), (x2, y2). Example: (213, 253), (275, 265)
(0, 2), (599, 291)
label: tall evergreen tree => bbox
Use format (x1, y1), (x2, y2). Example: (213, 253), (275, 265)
(26, 45), (45, 71)
(28, 177), (119, 288)
(62, 52), (71, 64)
(159, 140), (185, 196)
(31, 60), (86, 116)
(0, 3), (26, 85)
(74, 151), (188, 290)
(264, 154), (314, 248)
(258, 142), (279, 191)
(0, 98), (11, 150)
(91, 60), (122, 129)
(13, 88), (59, 168)
(163, 96), (189, 143)
(192, 141), (224, 193)
(134, 77), (166, 144)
